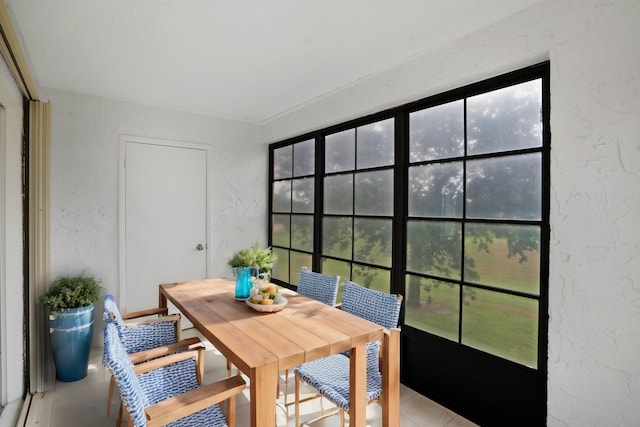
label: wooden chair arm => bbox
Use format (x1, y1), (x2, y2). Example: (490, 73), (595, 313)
(121, 307), (169, 320)
(124, 313), (180, 327)
(145, 375), (246, 427)
(128, 337), (203, 365)
(132, 347), (205, 376)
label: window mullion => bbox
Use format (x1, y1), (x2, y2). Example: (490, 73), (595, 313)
(459, 97), (468, 344)
(392, 111), (408, 299)
(312, 136), (324, 272)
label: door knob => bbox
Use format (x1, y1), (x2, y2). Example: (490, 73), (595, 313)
(196, 244), (204, 251)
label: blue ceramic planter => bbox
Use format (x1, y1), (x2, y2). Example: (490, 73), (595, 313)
(49, 304), (94, 382)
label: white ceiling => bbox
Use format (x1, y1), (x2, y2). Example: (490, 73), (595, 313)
(7, 0), (540, 124)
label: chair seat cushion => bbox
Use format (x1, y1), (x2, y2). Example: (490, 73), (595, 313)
(138, 358), (228, 427)
(294, 354), (382, 411)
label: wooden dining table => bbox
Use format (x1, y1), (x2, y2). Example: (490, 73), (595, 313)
(158, 278), (400, 427)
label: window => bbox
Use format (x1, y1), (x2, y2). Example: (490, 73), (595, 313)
(405, 78), (544, 367)
(269, 63), (549, 426)
(271, 139), (315, 285)
(322, 118), (395, 297)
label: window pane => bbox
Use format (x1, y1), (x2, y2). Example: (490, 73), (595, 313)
(292, 178), (314, 213)
(272, 180), (291, 212)
(272, 248), (289, 282)
(274, 145), (292, 179)
(322, 258), (350, 284)
(322, 217), (352, 259)
(322, 258), (351, 304)
(410, 100), (464, 162)
(408, 162), (463, 218)
(326, 129), (355, 173)
(466, 153), (541, 220)
(294, 139), (315, 177)
(272, 214), (290, 247)
(354, 170), (394, 216)
(467, 79), (542, 155)
(406, 220), (461, 280)
(405, 275), (459, 341)
(291, 215), (313, 252)
(465, 223), (540, 295)
(324, 174), (353, 215)
(352, 265), (390, 294)
(461, 288), (538, 368)
(290, 251), (312, 285)
(354, 218), (392, 267)
(357, 118), (394, 169)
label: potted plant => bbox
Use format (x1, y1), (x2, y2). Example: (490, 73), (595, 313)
(228, 243), (273, 300)
(228, 242), (274, 274)
(40, 274), (102, 382)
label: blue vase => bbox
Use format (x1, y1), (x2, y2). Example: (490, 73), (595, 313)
(233, 267), (258, 300)
(49, 304), (94, 382)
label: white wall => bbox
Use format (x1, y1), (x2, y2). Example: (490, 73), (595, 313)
(263, 1), (640, 426)
(43, 88), (265, 345)
(0, 49), (25, 409)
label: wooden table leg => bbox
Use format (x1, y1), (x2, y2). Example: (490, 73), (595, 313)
(349, 342), (367, 427)
(250, 359), (279, 427)
(381, 328), (400, 427)
(158, 289), (167, 310)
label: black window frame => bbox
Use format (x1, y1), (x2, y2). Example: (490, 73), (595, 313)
(268, 62), (550, 426)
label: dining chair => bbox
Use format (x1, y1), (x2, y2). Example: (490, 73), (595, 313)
(104, 321), (204, 426)
(103, 292), (181, 353)
(293, 281), (402, 426)
(296, 267), (340, 306)
(103, 322), (246, 427)
(103, 292), (182, 418)
(279, 268), (340, 416)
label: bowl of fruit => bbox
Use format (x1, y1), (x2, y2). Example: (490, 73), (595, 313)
(246, 283), (287, 313)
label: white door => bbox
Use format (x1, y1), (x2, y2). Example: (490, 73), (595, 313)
(120, 136), (210, 327)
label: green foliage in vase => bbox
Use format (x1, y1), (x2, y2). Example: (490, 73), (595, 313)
(40, 275), (102, 312)
(228, 243), (274, 274)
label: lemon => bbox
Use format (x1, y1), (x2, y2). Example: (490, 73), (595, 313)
(266, 284), (277, 295)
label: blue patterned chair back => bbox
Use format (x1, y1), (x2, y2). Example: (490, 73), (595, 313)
(103, 322), (149, 427)
(103, 292), (178, 353)
(297, 268), (340, 306)
(342, 281), (402, 330)
(103, 292), (126, 332)
(341, 281), (402, 367)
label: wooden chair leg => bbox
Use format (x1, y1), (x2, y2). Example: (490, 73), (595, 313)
(284, 368), (289, 399)
(295, 374), (301, 427)
(227, 394), (237, 427)
(116, 403), (123, 427)
(107, 375), (115, 417)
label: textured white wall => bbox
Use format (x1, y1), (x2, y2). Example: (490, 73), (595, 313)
(262, 1), (640, 426)
(44, 88), (265, 344)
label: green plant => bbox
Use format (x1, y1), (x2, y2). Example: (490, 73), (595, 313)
(228, 242), (274, 274)
(40, 275), (102, 312)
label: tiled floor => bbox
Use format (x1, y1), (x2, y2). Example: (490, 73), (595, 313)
(24, 329), (478, 427)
